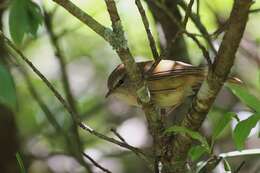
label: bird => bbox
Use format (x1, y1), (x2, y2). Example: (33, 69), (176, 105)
(106, 60), (241, 108)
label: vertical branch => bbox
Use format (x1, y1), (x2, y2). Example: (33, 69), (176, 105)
(104, 1), (168, 172)
(135, 0), (159, 60)
(170, 0), (252, 172)
(104, 0), (143, 88)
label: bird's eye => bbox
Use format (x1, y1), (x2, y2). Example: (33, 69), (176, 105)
(118, 79), (124, 85)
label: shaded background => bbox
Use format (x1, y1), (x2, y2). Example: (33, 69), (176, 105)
(1, 0), (260, 172)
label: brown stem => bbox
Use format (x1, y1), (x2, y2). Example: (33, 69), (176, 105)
(169, 0), (252, 172)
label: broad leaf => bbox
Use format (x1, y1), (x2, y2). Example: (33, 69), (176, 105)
(165, 126), (210, 152)
(233, 113), (260, 150)
(228, 84), (260, 113)
(0, 64), (16, 110)
(9, 0), (43, 44)
(212, 112), (236, 142)
(188, 145), (207, 161)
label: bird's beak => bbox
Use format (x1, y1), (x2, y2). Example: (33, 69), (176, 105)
(105, 89), (112, 98)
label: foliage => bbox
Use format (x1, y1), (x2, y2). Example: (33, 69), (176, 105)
(229, 84), (260, 150)
(0, 64), (16, 111)
(9, 0), (43, 44)
(165, 126), (210, 153)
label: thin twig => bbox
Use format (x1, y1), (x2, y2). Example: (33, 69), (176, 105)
(1, 31), (79, 122)
(18, 64), (64, 134)
(166, 0), (195, 55)
(82, 152), (112, 173)
(4, 32), (93, 173)
(233, 161), (246, 173)
(111, 128), (127, 143)
(185, 32), (212, 66)
(79, 122), (153, 167)
(196, 0), (200, 16)
(183, 0), (195, 28)
(135, 0), (159, 60)
(149, 0), (212, 66)
(177, 0), (218, 54)
(79, 123), (147, 157)
(249, 8), (260, 13)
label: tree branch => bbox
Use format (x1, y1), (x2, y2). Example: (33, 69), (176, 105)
(104, 1), (167, 172)
(178, 0), (218, 55)
(170, 0), (252, 172)
(149, 1), (211, 66)
(135, 0), (159, 60)
(82, 152), (112, 173)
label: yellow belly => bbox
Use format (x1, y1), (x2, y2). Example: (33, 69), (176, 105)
(114, 87), (192, 108)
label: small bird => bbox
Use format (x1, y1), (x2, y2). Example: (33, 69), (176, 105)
(106, 60), (241, 108)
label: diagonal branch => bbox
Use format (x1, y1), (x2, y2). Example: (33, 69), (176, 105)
(148, 0), (212, 65)
(170, 0), (253, 172)
(178, 0), (217, 55)
(104, 1), (166, 171)
(135, 0), (159, 60)
(82, 152), (112, 173)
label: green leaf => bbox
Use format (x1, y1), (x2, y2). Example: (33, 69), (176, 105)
(27, 1), (43, 36)
(223, 158), (231, 171)
(233, 113), (260, 150)
(16, 152), (26, 173)
(228, 84), (260, 113)
(9, 0), (43, 44)
(212, 112), (236, 141)
(165, 126), (210, 152)
(188, 145), (207, 161)
(0, 64), (16, 110)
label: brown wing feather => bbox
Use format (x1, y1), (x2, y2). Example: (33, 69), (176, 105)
(144, 60), (207, 81)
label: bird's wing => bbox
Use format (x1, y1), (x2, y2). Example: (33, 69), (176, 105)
(148, 68), (206, 81)
(145, 60), (207, 81)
